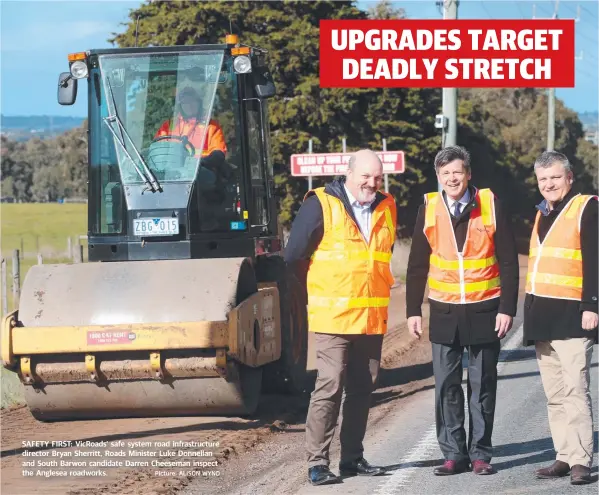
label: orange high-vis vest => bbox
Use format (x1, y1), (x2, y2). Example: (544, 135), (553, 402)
(525, 194), (597, 301)
(155, 116), (227, 157)
(423, 188), (500, 304)
(306, 188), (397, 335)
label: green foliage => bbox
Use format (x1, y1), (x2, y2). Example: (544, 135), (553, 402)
(366, 0), (406, 19)
(1, 123), (88, 202)
(1, 366), (25, 408)
(128, 74), (178, 149)
(576, 137), (598, 190)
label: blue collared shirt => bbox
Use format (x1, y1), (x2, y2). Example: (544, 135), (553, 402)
(446, 189), (471, 216)
(344, 185), (373, 242)
(535, 199), (551, 217)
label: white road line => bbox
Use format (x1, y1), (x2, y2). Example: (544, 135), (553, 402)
(374, 325), (524, 495)
(373, 424), (438, 494)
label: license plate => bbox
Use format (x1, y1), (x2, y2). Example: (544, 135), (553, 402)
(133, 218), (179, 236)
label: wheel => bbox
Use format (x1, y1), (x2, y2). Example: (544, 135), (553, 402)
(151, 134), (195, 156)
(256, 255), (311, 394)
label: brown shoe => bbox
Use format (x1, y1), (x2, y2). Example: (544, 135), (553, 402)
(570, 465), (592, 485)
(535, 460), (570, 479)
(472, 460), (496, 475)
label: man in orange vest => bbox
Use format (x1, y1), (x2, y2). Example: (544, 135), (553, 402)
(406, 145), (519, 476)
(154, 86), (227, 170)
(284, 149), (397, 486)
(524, 151), (597, 485)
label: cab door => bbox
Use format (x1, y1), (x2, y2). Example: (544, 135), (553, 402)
(242, 91), (272, 235)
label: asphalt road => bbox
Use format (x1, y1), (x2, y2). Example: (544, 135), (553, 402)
(296, 324), (599, 495)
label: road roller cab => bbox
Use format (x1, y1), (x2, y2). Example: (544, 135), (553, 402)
(1, 35), (310, 421)
(61, 34), (279, 261)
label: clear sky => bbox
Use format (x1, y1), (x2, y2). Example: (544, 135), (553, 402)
(1, 0), (597, 118)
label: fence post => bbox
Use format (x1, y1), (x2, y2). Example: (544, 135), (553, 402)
(1, 258), (7, 316)
(74, 245), (82, 263)
(37, 254), (43, 265)
(77, 236), (84, 263)
(67, 236), (73, 260)
(79, 235), (87, 262)
(12, 249), (20, 309)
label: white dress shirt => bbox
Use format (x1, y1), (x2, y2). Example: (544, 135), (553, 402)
(344, 185), (373, 242)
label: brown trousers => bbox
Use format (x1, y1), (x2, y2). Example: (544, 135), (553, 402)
(305, 332), (383, 468)
(536, 338), (595, 468)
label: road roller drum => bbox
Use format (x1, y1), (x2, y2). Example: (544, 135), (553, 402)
(2, 258), (275, 420)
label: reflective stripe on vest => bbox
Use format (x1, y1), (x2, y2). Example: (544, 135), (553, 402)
(308, 296), (391, 309)
(423, 188), (501, 304)
(311, 251), (392, 263)
(428, 277), (501, 294)
(430, 253), (498, 270)
(525, 194), (597, 301)
(305, 188), (397, 335)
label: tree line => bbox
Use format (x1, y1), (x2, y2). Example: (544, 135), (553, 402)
(1, 0), (597, 241)
(1, 124), (88, 203)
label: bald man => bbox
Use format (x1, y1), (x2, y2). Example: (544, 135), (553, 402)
(285, 150), (398, 486)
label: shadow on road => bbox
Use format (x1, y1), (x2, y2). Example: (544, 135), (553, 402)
(371, 384), (436, 408)
(381, 458), (445, 472)
(374, 346), (593, 392)
(371, 361), (435, 408)
(498, 348), (537, 362)
(379, 362), (433, 388)
(497, 370), (540, 380)
(494, 436), (555, 458)
(496, 362), (597, 382)
(492, 432), (599, 476)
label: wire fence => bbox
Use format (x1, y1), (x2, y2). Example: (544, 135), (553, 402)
(0, 236), (87, 316)
(1, 234), (88, 261)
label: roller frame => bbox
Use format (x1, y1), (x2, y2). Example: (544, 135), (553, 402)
(1, 286), (281, 387)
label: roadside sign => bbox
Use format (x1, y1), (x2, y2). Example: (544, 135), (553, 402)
(290, 151), (405, 177)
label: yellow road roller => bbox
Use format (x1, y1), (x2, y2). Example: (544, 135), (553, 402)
(1, 35), (310, 421)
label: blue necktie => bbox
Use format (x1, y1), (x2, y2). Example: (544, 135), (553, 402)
(453, 202), (461, 217)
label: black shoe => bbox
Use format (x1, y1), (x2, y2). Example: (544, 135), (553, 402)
(339, 457), (386, 477)
(308, 465), (341, 486)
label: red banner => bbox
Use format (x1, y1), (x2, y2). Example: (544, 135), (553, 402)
(290, 151), (405, 177)
(319, 19), (575, 88)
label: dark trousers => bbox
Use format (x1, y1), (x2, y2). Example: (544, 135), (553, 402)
(432, 339), (501, 463)
(306, 333), (383, 468)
